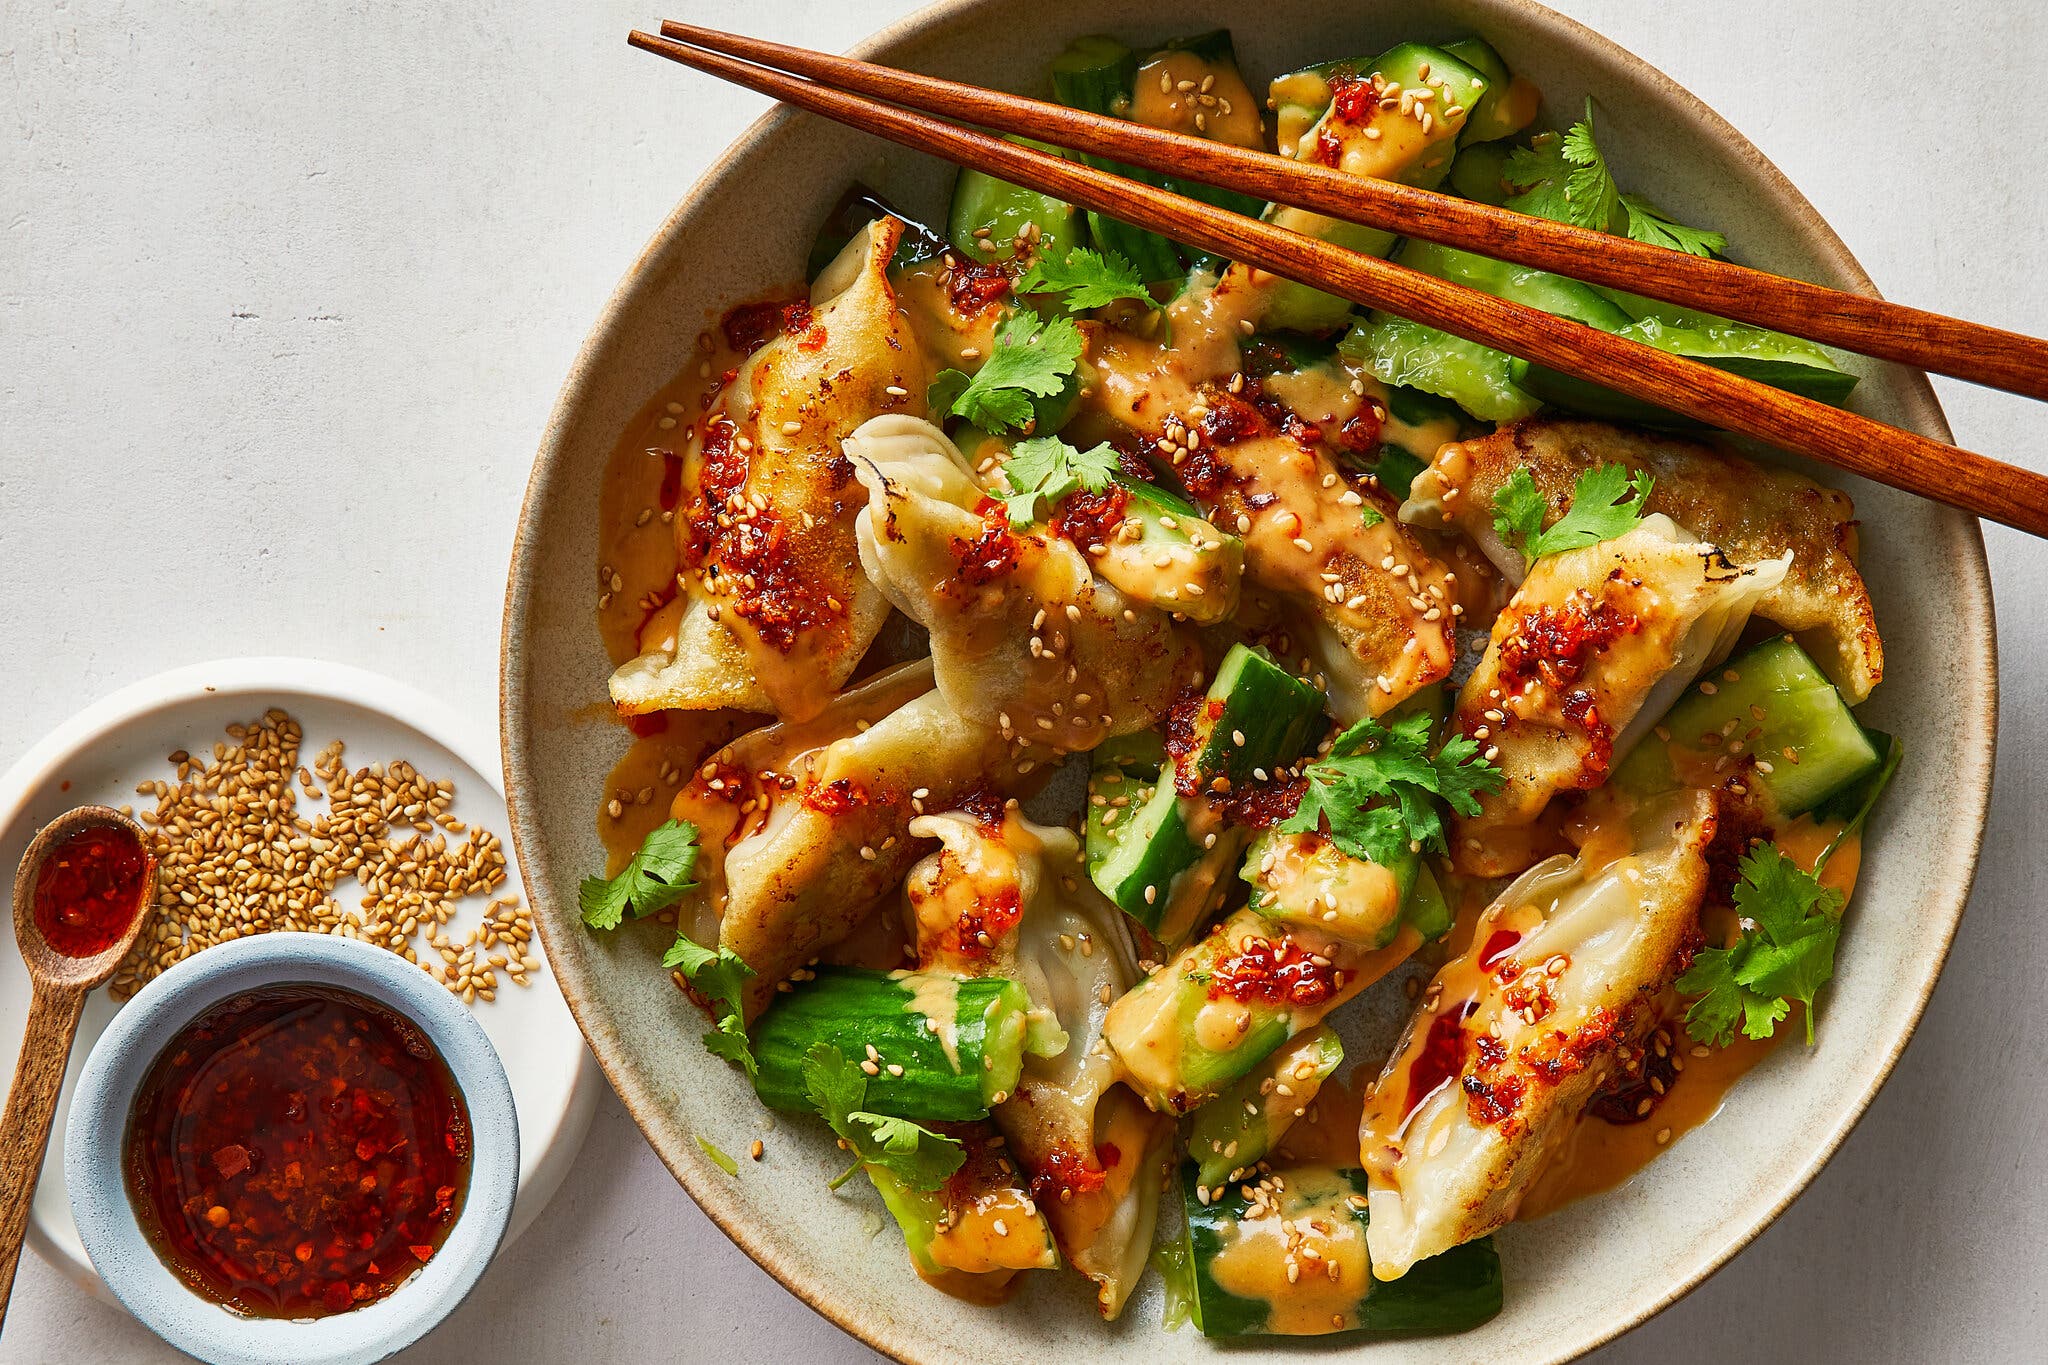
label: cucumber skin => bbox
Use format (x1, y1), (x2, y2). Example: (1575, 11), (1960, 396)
(751, 967), (1026, 1121)
(1345, 314), (1540, 423)
(1191, 644), (1327, 784)
(1618, 635), (1879, 816)
(1513, 354), (1858, 427)
(1087, 645), (1323, 933)
(1182, 1164), (1505, 1337)
(945, 140), (1086, 263)
(1050, 32), (1263, 282)
(1404, 863), (1453, 941)
(1185, 1027), (1342, 1189)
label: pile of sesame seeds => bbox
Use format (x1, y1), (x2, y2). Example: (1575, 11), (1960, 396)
(113, 708), (537, 1005)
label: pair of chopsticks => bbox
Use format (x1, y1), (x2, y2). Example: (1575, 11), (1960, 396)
(629, 22), (2048, 537)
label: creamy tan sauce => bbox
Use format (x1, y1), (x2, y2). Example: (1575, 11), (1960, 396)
(1205, 1165), (1372, 1333)
(930, 1185), (1058, 1276)
(597, 711), (750, 876)
(892, 969), (968, 1073)
(1128, 50), (1265, 149)
(1516, 821), (1863, 1218)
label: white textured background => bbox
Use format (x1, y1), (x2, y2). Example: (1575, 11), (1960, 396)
(2, 1), (2042, 1360)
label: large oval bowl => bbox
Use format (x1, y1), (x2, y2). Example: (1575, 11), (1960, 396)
(501, 1), (1995, 1359)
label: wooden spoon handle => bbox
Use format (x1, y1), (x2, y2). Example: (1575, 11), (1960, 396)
(0, 980), (88, 1329)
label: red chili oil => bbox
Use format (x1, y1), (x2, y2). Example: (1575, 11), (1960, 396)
(32, 822), (151, 958)
(123, 983), (471, 1319)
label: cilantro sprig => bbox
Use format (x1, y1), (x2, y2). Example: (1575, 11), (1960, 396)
(664, 931), (758, 1079)
(1678, 843), (1845, 1048)
(1491, 463), (1655, 564)
(1505, 102), (1727, 258)
(927, 309), (1085, 434)
(1014, 247), (1154, 313)
(579, 818), (700, 930)
(803, 1043), (965, 1192)
(995, 434), (1120, 528)
(1278, 711), (1503, 866)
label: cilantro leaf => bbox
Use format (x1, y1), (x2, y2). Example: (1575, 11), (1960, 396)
(997, 433), (1120, 528)
(928, 310), (1085, 434)
(1279, 711), (1502, 865)
(1678, 844), (1845, 1048)
(1503, 129), (1608, 231)
(1428, 731), (1500, 817)
(1358, 504), (1386, 530)
(802, 1043), (965, 1192)
(579, 818), (700, 930)
(1014, 247), (1154, 313)
(1490, 467), (1550, 562)
(1559, 113), (1622, 234)
(1491, 463), (1654, 564)
(663, 930), (758, 1079)
(1504, 102), (1723, 257)
(1621, 195), (1726, 258)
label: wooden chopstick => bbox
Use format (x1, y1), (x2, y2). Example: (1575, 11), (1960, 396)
(656, 19), (2048, 406)
(627, 28), (2048, 538)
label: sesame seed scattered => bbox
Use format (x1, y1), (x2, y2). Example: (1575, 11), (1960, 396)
(113, 711), (530, 1005)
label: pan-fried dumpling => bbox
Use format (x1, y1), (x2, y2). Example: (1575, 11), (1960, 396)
(850, 415), (1203, 752)
(901, 806), (1171, 1318)
(1358, 790), (1716, 1279)
(610, 219), (930, 722)
(1402, 417), (1882, 701)
(1449, 515), (1786, 875)
(1082, 328), (1458, 721)
(665, 660), (1040, 1016)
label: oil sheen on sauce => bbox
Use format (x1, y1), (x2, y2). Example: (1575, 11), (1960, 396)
(124, 984), (470, 1318)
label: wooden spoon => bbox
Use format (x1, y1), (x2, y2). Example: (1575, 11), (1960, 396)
(0, 806), (157, 1328)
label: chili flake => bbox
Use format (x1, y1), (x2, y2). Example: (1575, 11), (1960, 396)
(124, 984), (472, 1319)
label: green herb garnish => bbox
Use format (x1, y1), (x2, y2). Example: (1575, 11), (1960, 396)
(802, 1043), (965, 1192)
(579, 818), (699, 930)
(996, 434), (1120, 528)
(1278, 712), (1502, 866)
(1678, 843), (1844, 1047)
(927, 310), (1085, 433)
(695, 1134), (740, 1176)
(664, 931), (758, 1079)
(1014, 247), (1154, 313)
(1505, 102), (1727, 258)
(1491, 463), (1654, 564)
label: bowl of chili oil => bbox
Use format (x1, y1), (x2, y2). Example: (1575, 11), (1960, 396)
(66, 932), (518, 1365)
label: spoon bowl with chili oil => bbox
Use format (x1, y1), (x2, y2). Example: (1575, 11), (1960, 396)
(0, 804), (157, 1326)
(64, 931), (519, 1365)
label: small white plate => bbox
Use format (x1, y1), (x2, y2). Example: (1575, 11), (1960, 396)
(0, 657), (601, 1302)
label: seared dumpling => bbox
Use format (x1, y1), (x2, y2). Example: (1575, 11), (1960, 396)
(610, 218), (930, 722)
(1084, 327), (1458, 721)
(850, 415), (1203, 752)
(1403, 417), (1882, 701)
(665, 660), (1040, 1016)
(1358, 790), (1717, 1278)
(902, 806), (1171, 1319)
(1450, 516), (1785, 875)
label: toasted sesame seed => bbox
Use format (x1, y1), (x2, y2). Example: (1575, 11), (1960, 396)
(110, 711), (527, 1006)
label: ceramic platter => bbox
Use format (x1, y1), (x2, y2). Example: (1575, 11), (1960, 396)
(501, 1), (1995, 1359)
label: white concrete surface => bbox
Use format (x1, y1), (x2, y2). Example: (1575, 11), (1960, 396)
(2, 1), (2042, 1360)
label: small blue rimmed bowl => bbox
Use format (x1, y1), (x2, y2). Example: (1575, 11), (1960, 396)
(64, 933), (519, 1365)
